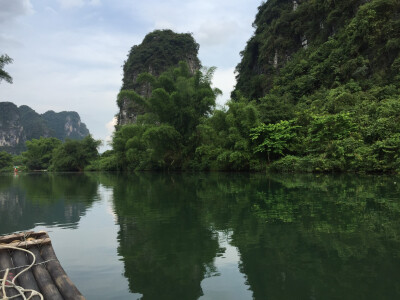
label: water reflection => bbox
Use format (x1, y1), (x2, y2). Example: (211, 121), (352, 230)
(232, 174), (400, 300)
(96, 173), (400, 300)
(110, 173), (220, 300)
(0, 173), (98, 234)
(1, 172), (399, 299)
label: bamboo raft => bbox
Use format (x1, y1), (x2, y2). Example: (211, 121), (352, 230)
(0, 231), (85, 300)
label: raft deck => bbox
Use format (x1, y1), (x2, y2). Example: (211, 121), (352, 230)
(0, 231), (85, 300)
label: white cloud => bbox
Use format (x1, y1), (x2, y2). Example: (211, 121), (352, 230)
(153, 20), (175, 31)
(105, 117), (117, 143)
(212, 67), (236, 106)
(57, 0), (85, 9)
(196, 20), (241, 47)
(0, 0), (33, 24)
(45, 6), (58, 14)
(0, 34), (23, 49)
(106, 117), (117, 133)
(88, 0), (101, 6)
(57, 0), (102, 9)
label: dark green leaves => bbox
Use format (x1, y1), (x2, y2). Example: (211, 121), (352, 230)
(0, 54), (13, 84)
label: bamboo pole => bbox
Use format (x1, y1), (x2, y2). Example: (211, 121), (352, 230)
(0, 232), (34, 243)
(1, 238), (51, 249)
(29, 246), (64, 300)
(0, 232), (46, 244)
(0, 249), (22, 299)
(40, 243), (85, 300)
(12, 249), (41, 300)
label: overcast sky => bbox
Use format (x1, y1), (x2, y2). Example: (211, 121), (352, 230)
(0, 0), (261, 151)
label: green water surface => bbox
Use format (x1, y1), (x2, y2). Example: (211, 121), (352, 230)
(0, 172), (399, 299)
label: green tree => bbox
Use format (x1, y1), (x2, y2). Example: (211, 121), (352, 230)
(113, 62), (220, 170)
(142, 62), (220, 138)
(250, 120), (299, 163)
(194, 97), (261, 171)
(22, 137), (62, 170)
(51, 135), (101, 171)
(0, 151), (12, 170)
(0, 54), (13, 84)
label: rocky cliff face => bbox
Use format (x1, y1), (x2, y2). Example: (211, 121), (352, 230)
(0, 102), (90, 154)
(234, 0), (380, 99)
(117, 29), (201, 125)
(0, 102), (26, 152)
(42, 110), (89, 141)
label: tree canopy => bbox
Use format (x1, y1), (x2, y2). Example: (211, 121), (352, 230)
(22, 137), (62, 170)
(51, 135), (101, 171)
(105, 62), (220, 171)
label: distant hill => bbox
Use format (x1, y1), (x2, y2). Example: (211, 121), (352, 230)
(0, 102), (90, 154)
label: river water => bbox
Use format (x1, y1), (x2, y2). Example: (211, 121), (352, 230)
(0, 172), (399, 299)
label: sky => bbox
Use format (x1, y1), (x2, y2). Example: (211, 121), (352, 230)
(0, 0), (261, 151)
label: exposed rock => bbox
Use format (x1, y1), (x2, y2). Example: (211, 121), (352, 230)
(293, 0), (298, 11)
(42, 110), (89, 141)
(273, 49), (279, 69)
(0, 102), (90, 154)
(0, 102), (26, 152)
(301, 36), (308, 49)
(117, 29), (201, 126)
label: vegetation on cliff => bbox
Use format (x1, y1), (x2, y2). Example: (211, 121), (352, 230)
(197, 0), (400, 173)
(118, 30), (201, 125)
(91, 62), (220, 171)
(97, 0), (400, 173)
(231, 0), (400, 173)
(121, 29), (200, 91)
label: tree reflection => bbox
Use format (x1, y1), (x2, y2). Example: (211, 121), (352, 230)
(99, 172), (400, 300)
(229, 174), (400, 300)
(0, 173), (98, 234)
(110, 173), (219, 300)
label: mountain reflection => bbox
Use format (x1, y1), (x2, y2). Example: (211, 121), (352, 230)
(98, 172), (400, 300)
(0, 173), (98, 234)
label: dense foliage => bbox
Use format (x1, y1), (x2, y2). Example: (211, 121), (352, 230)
(96, 62), (220, 171)
(2, 136), (102, 172)
(230, 0), (400, 173)
(22, 137), (61, 170)
(104, 0), (400, 173)
(0, 151), (12, 171)
(121, 30), (200, 91)
(51, 135), (101, 171)
(192, 97), (261, 171)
